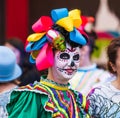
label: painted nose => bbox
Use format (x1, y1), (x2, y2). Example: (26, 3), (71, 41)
(70, 61), (75, 67)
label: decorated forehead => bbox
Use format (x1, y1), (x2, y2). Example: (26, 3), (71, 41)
(25, 8), (88, 71)
(62, 43), (80, 53)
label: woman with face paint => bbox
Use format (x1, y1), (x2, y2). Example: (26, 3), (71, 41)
(7, 8), (90, 118)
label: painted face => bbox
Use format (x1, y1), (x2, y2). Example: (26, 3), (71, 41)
(52, 43), (80, 82)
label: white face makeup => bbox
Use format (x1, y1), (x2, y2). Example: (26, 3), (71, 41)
(52, 44), (80, 83)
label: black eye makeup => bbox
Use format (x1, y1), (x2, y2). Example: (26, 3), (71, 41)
(60, 53), (70, 59)
(73, 54), (79, 61)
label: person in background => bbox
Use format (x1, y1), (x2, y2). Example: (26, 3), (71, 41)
(87, 37), (120, 117)
(0, 46), (22, 118)
(7, 8), (90, 118)
(4, 38), (41, 86)
(4, 37), (25, 66)
(69, 16), (113, 95)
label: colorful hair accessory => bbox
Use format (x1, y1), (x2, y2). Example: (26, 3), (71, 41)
(31, 50), (40, 59)
(51, 8), (68, 22)
(29, 50), (40, 63)
(36, 43), (54, 70)
(51, 9), (73, 32)
(46, 29), (66, 51)
(27, 33), (46, 42)
(51, 8), (82, 32)
(29, 55), (35, 63)
(57, 17), (73, 32)
(69, 9), (82, 28)
(79, 16), (95, 30)
(51, 8), (87, 45)
(70, 28), (87, 45)
(26, 36), (47, 52)
(26, 8), (88, 70)
(46, 29), (60, 42)
(32, 16), (53, 32)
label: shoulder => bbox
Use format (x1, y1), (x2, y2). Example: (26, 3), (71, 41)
(87, 82), (113, 108)
(11, 82), (49, 103)
(87, 82), (120, 117)
(87, 82), (112, 98)
(7, 82), (49, 116)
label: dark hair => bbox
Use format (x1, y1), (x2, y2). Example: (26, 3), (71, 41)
(107, 37), (120, 75)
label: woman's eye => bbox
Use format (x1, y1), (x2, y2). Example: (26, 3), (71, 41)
(73, 54), (79, 61)
(60, 53), (70, 59)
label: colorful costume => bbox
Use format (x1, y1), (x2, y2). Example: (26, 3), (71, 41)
(7, 8), (90, 118)
(7, 77), (90, 118)
(87, 80), (120, 117)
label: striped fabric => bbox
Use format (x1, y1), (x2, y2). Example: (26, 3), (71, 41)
(69, 63), (112, 95)
(20, 78), (90, 118)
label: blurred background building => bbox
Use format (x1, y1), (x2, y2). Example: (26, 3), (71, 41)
(0, 0), (120, 67)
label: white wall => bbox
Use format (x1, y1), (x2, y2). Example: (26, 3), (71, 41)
(95, 0), (120, 32)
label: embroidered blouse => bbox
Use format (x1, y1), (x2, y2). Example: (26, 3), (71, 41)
(7, 77), (90, 118)
(87, 81), (120, 117)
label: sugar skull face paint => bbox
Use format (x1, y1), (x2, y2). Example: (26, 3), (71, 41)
(52, 44), (80, 82)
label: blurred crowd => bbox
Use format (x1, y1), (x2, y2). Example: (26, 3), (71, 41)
(0, 6), (120, 118)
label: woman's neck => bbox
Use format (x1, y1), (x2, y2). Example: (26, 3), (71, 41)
(112, 77), (120, 90)
(47, 68), (68, 85)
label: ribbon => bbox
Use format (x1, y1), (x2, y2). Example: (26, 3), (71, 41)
(27, 33), (46, 42)
(51, 8), (87, 45)
(51, 8), (68, 22)
(36, 43), (54, 70)
(26, 16), (62, 70)
(46, 29), (66, 51)
(79, 16), (95, 30)
(70, 28), (87, 45)
(26, 36), (47, 52)
(32, 16), (53, 32)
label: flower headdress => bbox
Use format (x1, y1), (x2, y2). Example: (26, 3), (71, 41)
(25, 8), (88, 70)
